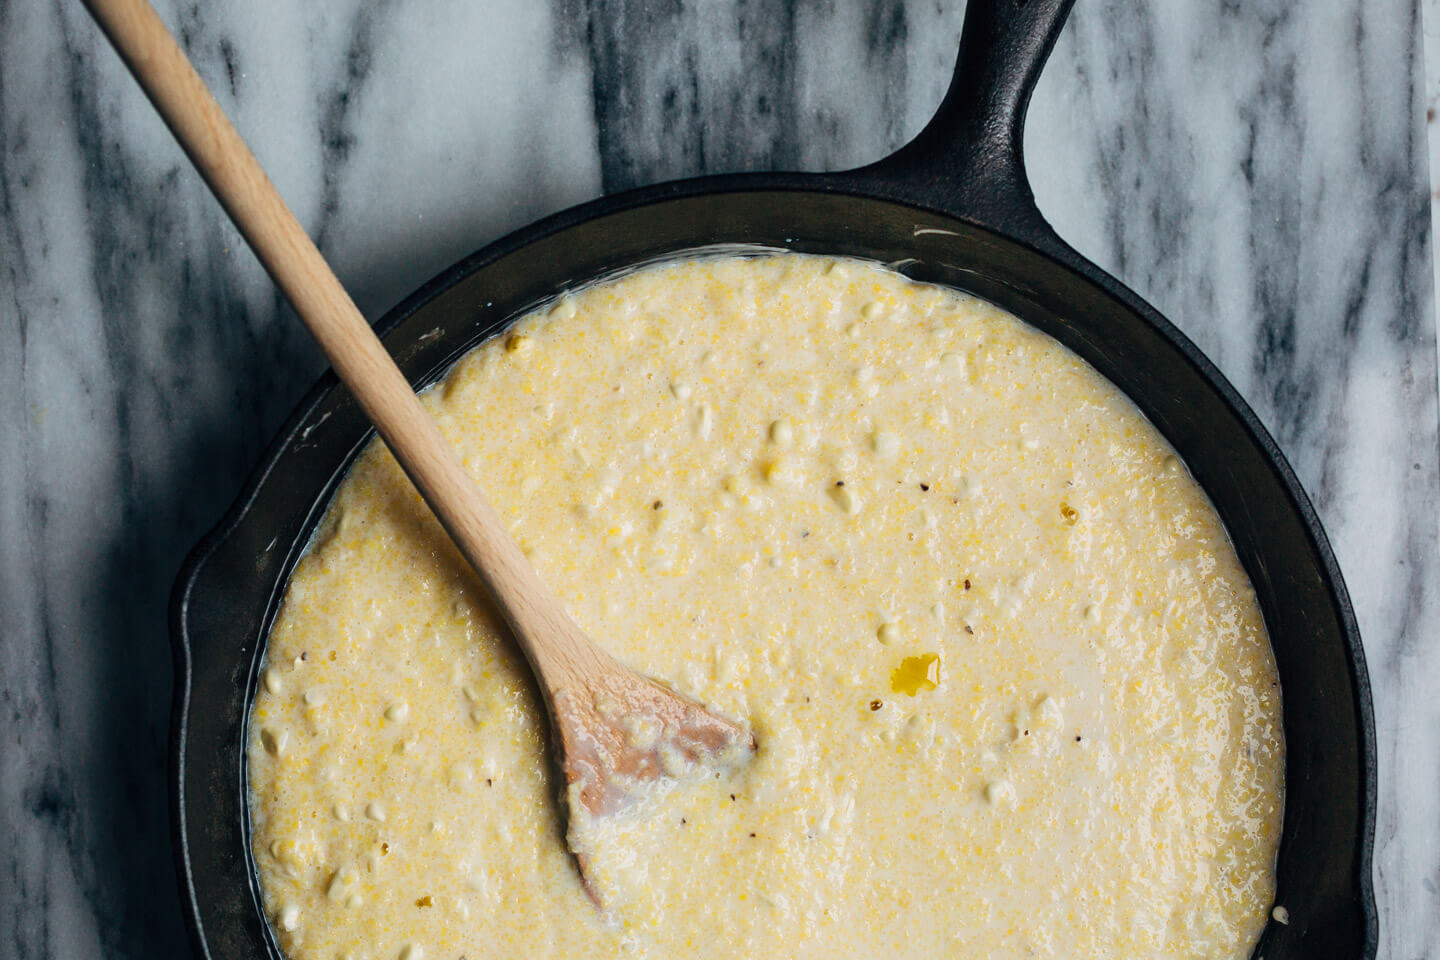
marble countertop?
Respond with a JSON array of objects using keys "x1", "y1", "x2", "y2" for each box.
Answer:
[{"x1": 1, "y1": 1, "x2": 1436, "y2": 957}]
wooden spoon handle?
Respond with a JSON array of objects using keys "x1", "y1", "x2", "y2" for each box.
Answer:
[{"x1": 82, "y1": 0, "x2": 603, "y2": 683}]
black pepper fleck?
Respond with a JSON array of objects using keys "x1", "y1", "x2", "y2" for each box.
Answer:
[{"x1": 920, "y1": 483, "x2": 930, "y2": 492}]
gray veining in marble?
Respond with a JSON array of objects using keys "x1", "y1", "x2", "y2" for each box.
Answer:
[{"x1": 2, "y1": 1, "x2": 1436, "y2": 958}]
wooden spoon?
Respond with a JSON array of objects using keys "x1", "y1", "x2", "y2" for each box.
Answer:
[{"x1": 82, "y1": 0, "x2": 755, "y2": 901}]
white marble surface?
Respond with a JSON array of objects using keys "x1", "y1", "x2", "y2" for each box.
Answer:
[{"x1": 1, "y1": 1, "x2": 1436, "y2": 958}]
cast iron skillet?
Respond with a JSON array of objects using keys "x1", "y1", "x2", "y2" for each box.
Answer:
[{"x1": 170, "y1": 1, "x2": 1378, "y2": 956}]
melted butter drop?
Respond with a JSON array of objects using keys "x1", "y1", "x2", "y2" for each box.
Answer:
[{"x1": 890, "y1": 653, "x2": 941, "y2": 695}]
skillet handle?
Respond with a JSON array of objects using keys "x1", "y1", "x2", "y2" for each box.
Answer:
[{"x1": 838, "y1": 0, "x2": 1077, "y2": 259}]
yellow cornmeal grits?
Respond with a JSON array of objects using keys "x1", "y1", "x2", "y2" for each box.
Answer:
[{"x1": 248, "y1": 254, "x2": 1283, "y2": 960}]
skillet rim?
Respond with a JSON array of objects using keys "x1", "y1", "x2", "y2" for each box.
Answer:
[{"x1": 169, "y1": 173, "x2": 1379, "y2": 960}]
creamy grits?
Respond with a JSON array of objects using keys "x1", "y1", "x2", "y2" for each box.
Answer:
[{"x1": 248, "y1": 254, "x2": 1283, "y2": 960}]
